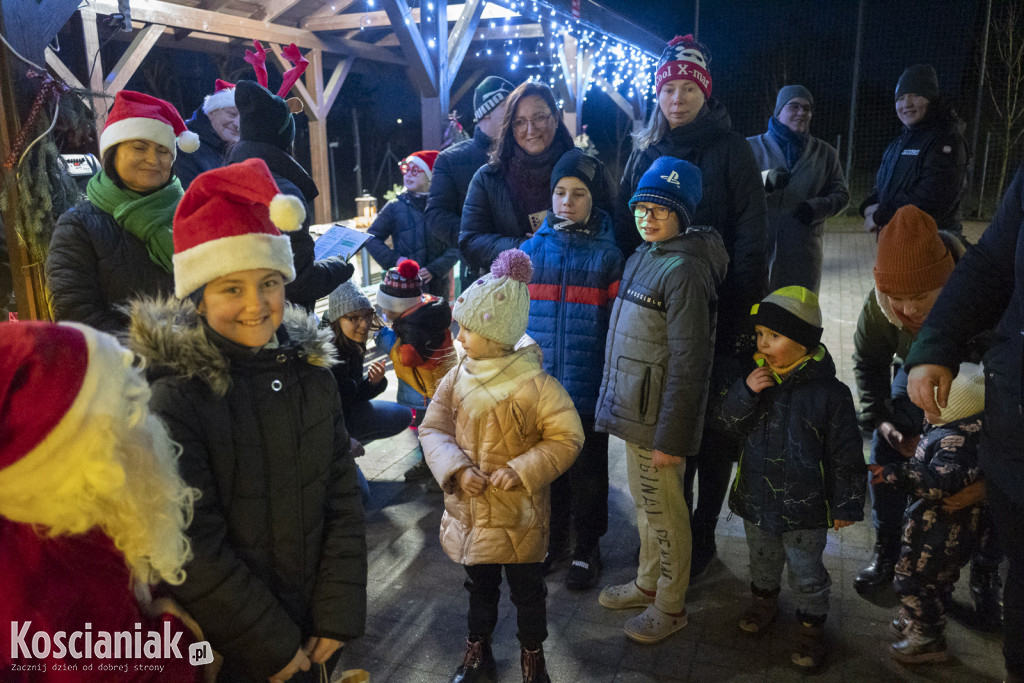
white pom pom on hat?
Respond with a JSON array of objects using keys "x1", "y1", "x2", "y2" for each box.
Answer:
[
  {"x1": 269, "y1": 193, "x2": 305, "y2": 232},
  {"x1": 99, "y1": 90, "x2": 199, "y2": 160}
]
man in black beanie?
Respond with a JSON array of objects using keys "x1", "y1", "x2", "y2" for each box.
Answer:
[{"x1": 860, "y1": 64, "x2": 967, "y2": 237}]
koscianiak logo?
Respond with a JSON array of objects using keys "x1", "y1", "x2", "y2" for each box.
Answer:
[{"x1": 7, "y1": 621, "x2": 210, "y2": 674}]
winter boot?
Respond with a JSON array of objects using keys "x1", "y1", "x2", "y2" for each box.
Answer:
[
  {"x1": 890, "y1": 621, "x2": 949, "y2": 664},
  {"x1": 970, "y1": 562, "x2": 1004, "y2": 630},
  {"x1": 738, "y1": 584, "x2": 779, "y2": 635},
  {"x1": 449, "y1": 636, "x2": 497, "y2": 683},
  {"x1": 853, "y1": 543, "x2": 897, "y2": 593},
  {"x1": 520, "y1": 644, "x2": 550, "y2": 683},
  {"x1": 890, "y1": 607, "x2": 910, "y2": 637},
  {"x1": 791, "y1": 614, "x2": 828, "y2": 672}
]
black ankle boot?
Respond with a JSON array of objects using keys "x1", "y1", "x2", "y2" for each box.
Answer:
[
  {"x1": 970, "y1": 564, "x2": 1003, "y2": 629},
  {"x1": 450, "y1": 636, "x2": 497, "y2": 683},
  {"x1": 520, "y1": 644, "x2": 550, "y2": 683},
  {"x1": 853, "y1": 544, "x2": 897, "y2": 593}
]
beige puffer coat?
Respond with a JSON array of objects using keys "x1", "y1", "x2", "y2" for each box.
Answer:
[{"x1": 420, "y1": 343, "x2": 584, "y2": 565}]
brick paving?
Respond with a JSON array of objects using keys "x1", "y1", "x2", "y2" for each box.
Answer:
[{"x1": 332, "y1": 217, "x2": 1005, "y2": 682}]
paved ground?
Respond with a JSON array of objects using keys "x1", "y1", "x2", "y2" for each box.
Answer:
[{"x1": 331, "y1": 218, "x2": 1006, "y2": 682}]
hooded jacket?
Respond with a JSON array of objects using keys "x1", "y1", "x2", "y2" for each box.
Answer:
[
  {"x1": 176, "y1": 108, "x2": 229, "y2": 189},
  {"x1": 419, "y1": 342, "x2": 584, "y2": 565},
  {"x1": 366, "y1": 191, "x2": 455, "y2": 298},
  {"x1": 722, "y1": 346, "x2": 866, "y2": 533},
  {"x1": 127, "y1": 298, "x2": 366, "y2": 682},
  {"x1": 594, "y1": 226, "x2": 729, "y2": 456},
  {"x1": 617, "y1": 99, "x2": 768, "y2": 349},
  {"x1": 852, "y1": 289, "x2": 918, "y2": 434}
]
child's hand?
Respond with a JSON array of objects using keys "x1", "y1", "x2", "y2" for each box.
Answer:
[
  {"x1": 878, "y1": 421, "x2": 916, "y2": 458},
  {"x1": 651, "y1": 449, "x2": 683, "y2": 468},
  {"x1": 418, "y1": 267, "x2": 433, "y2": 283},
  {"x1": 457, "y1": 466, "x2": 489, "y2": 496},
  {"x1": 489, "y1": 467, "x2": 522, "y2": 490},
  {"x1": 867, "y1": 463, "x2": 885, "y2": 485},
  {"x1": 833, "y1": 519, "x2": 855, "y2": 530},
  {"x1": 367, "y1": 360, "x2": 386, "y2": 384},
  {"x1": 349, "y1": 437, "x2": 364, "y2": 458},
  {"x1": 745, "y1": 367, "x2": 775, "y2": 393}
]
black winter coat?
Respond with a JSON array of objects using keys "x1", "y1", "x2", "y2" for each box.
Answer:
[
  {"x1": 721, "y1": 347, "x2": 866, "y2": 533},
  {"x1": 330, "y1": 340, "x2": 387, "y2": 416},
  {"x1": 228, "y1": 141, "x2": 354, "y2": 310},
  {"x1": 861, "y1": 102, "x2": 967, "y2": 235},
  {"x1": 176, "y1": 108, "x2": 228, "y2": 189},
  {"x1": 46, "y1": 201, "x2": 174, "y2": 332},
  {"x1": 426, "y1": 127, "x2": 491, "y2": 280},
  {"x1": 128, "y1": 298, "x2": 367, "y2": 682},
  {"x1": 366, "y1": 192, "x2": 454, "y2": 297},
  {"x1": 618, "y1": 99, "x2": 769, "y2": 349}
]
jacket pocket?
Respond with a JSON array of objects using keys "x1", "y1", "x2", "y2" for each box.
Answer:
[{"x1": 609, "y1": 356, "x2": 663, "y2": 426}]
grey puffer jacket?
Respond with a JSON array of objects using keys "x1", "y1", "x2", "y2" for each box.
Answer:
[
  {"x1": 595, "y1": 226, "x2": 729, "y2": 456},
  {"x1": 127, "y1": 298, "x2": 367, "y2": 682}
]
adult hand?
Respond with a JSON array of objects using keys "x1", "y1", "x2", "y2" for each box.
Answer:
[
  {"x1": 907, "y1": 364, "x2": 954, "y2": 416},
  {"x1": 878, "y1": 421, "x2": 916, "y2": 458},
  {"x1": 793, "y1": 202, "x2": 814, "y2": 225},
  {"x1": 305, "y1": 637, "x2": 344, "y2": 665},
  {"x1": 268, "y1": 647, "x2": 311, "y2": 683},
  {"x1": 651, "y1": 449, "x2": 683, "y2": 468},
  {"x1": 367, "y1": 359, "x2": 386, "y2": 384},
  {"x1": 745, "y1": 367, "x2": 775, "y2": 394},
  {"x1": 941, "y1": 479, "x2": 986, "y2": 511},
  {"x1": 867, "y1": 463, "x2": 885, "y2": 485},
  {"x1": 490, "y1": 467, "x2": 522, "y2": 490},
  {"x1": 833, "y1": 519, "x2": 855, "y2": 530},
  {"x1": 349, "y1": 437, "x2": 365, "y2": 458},
  {"x1": 863, "y1": 203, "x2": 880, "y2": 233},
  {"x1": 418, "y1": 267, "x2": 433, "y2": 283},
  {"x1": 457, "y1": 466, "x2": 488, "y2": 496}
]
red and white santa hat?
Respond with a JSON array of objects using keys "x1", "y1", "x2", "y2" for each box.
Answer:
[
  {"x1": 202, "y1": 79, "x2": 236, "y2": 115},
  {"x1": 172, "y1": 158, "x2": 305, "y2": 298},
  {"x1": 100, "y1": 90, "x2": 199, "y2": 160},
  {"x1": 654, "y1": 34, "x2": 712, "y2": 98},
  {"x1": 402, "y1": 150, "x2": 439, "y2": 180},
  {"x1": 0, "y1": 322, "x2": 132, "y2": 490}
]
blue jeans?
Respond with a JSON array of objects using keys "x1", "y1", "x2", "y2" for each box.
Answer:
[
  {"x1": 346, "y1": 400, "x2": 413, "y2": 502},
  {"x1": 868, "y1": 367, "x2": 920, "y2": 550},
  {"x1": 744, "y1": 521, "x2": 831, "y2": 619}
]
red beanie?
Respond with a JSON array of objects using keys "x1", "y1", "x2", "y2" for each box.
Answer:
[{"x1": 100, "y1": 90, "x2": 199, "y2": 160}]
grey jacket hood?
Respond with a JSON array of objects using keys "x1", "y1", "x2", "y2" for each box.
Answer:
[{"x1": 642, "y1": 225, "x2": 730, "y2": 289}]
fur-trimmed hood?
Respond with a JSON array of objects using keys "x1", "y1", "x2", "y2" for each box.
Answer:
[{"x1": 126, "y1": 296, "x2": 337, "y2": 396}]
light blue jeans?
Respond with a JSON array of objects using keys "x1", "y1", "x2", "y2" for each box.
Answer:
[{"x1": 743, "y1": 520, "x2": 831, "y2": 619}]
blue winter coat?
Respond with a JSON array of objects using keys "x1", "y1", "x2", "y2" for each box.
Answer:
[
  {"x1": 722, "y1": 346, "x2": 866, "y2": 533},
  {"x1": 520, "y1": 209, "x2": 624, "y2": 417}
]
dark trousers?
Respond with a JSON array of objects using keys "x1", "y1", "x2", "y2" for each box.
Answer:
[
  {"x1": 683, "y1": 427, "x2": 740, "y2": 551},
  {"x1": 988, "y1": 481, "x2": 1024, "y2": 677},
  {"x1": 868, "y1": 367, "x2": 920, "y2": 551},
  {"x1": 464, "y1": 563, "x2": 547, "y2": 649},
  {"x1": 548, "y1": 420, "x2": 609, "y2": 552}
]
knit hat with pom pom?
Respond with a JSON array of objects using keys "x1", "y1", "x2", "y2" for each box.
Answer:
[
  {"x1": 172, "y1": 157, "x2": 304, "y2": 298},
  {"x1": 453, "y1": 249, "x2": 532, "y2": 346},
  {"x1": 655, "y1": 34, "x2": 712, "y2": 98},
  {"x1": 377, "y1": 259, "x2": 423, "y2": 314}
]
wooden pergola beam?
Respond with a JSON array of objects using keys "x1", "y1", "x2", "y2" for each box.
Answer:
[
  {"x1": 44, "y1": 47, "x2": 85, "y2": 90},
  {"x1": 446, "y1": 0, "x2": 484, "y2": 85},
  {"x1": 372, "y1": 22, "x2": 542, "y2": 47},
  {"x1": 256, "y1": 0, "x2": 303, "y2": 22},
  {"x1": 104, "y1": 23, "x2": 165, "y2": 94},
  {"x1": 383, "y1": 0, "x2": 437, "y2": 96},
  {"x1": 303, "y1": 2, "x2": 513, "y2": 31}
]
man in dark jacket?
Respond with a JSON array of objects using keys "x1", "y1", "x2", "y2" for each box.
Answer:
[
  {"x1": 747, "y1": 85, "x2": 848, "y2": 293},
  {"x1": 426, "y1": 75, "x2": 512, "y2": 290},
  {"x1": 907, "y1": 162, "x2": 1024, "y2": 682},
  {"x1": 176, "y1": 80, "x2": 239, "y2": 188},
  {"x1": 861, "y1": 65, "x2": 967, "y2": 237}
]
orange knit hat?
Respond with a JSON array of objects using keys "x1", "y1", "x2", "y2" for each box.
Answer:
[{"x1": 873, "y1": 205, "x2": 954, "y2": 296}]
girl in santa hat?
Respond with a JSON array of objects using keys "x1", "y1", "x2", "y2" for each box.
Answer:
[
  {"x1": 46, "y1": 90, "x2": 199, "y2": 333},
  {"x1": 126, "y1": 158, "x2": 366, "y2": 683}
]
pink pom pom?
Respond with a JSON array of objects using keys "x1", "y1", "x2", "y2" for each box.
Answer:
[{"x1": 490, "y1": 249, "x2": 533, "y2": 284}]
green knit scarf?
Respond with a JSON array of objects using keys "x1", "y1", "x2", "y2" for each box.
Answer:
[{"x1": 86, "y1": 171, "x2": 182, "y2": 273}]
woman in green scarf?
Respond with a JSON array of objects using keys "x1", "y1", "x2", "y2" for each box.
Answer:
[{"x1": 46, "y1": 91, "x2": 198, "y2": 332}]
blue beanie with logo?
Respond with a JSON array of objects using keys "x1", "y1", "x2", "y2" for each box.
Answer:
[{"x1": 629, "y1": 156, "x2": 702, "y2": 227}]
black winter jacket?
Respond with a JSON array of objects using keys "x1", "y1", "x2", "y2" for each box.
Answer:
[
  {"x1": 861, "y1": 102, "x2": 967, "y2": 235},
  {"x1": 228, "y1": 141, "x2": 354, "y2": 310},
  {"x1": 366, "y1": 191, "x2": 454, "y2": 297},
  {"x1": 722, "y1": 347, "x2": 866, "y2": 533},
  {"x1": 618, "y1": 99, "x2": 769, "y2": 349},
  {"x1": 128, "y1": 298, "x2": 366, "y2": 682},
  {"x1": 426, "y1": 127, "x2": 491, "y2": 280},
  {"x1": 46, "y1": 201, "x2": 174, "y2": 332},
  {"x1": 330, "y1": 340, "x2": 387, "y2": 416},
  {"x1": 176, "y1": 108, "x2": 228, "y2": 189}
]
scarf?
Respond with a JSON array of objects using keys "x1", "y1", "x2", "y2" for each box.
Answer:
[
  {"x1": 768, "y1": 116, "x2": 808, "y2": 170},
  {"x1": 453, "y1": 344, "x2": 545, "y2": 419},
  {"x1": 86, "y1": 171, "x2": 181, "y2": 273},
  {"x1": 506, "y1": 140, "x2": 571, "y2": 232},
  {"x1": 547, "y1": 210, "x2": 599, "y2": 236},
  {"x1": 753, "y1": 351, "x2": 813, "y2": 383}
]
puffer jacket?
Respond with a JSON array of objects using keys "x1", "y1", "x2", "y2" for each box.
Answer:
[
  {"x1": 46, "y1": 201, "x2": 175, "y2": 332},
  {"x1": 595, "y1": 226, "x2": 729, "y2": 456},
  {"x1": 617, "y1": 98, "x2": 768, "y2": 349},
  {"x1": 852, "y1": 289, "x2": 918, "y2": 434},
  {"x1": 228, "y1": 141, "x2": 354, "y2": 310},
  {"x1": 520, "y1": 209, "x2": 624, "y2": 416},
  {"x1": 366, "y1": 191, "x2": 454, "y2": 297},
  {"x1": 330, "y1": 340, "x2": 386, "y2": 416},
  {"x1": 426, "y1": 127, "x2": 491, "y2": 282},
  {"x1": 722, "y1": 346, "x2": 866, "y2": 533},
  {"x1": 877, "y1": 415, "x2": 983, "y2": 502},
  {"x1": 176, "y1": 108, "x2": 228, "y2": 189},
  {"x1": 127, "y1": 298, "x2": 367, "y2": 682},
  {"x1": 860, "y1": 100, "x2": 967, "y2": 235},
  {"x1": 419, "y1": 343, "x2": 584, "y2": 565}
]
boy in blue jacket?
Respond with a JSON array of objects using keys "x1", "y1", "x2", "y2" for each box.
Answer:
[
  {"x1": 720, "y1": 286, "x2": 865, "y2": 672},
  {"x1": 521, "y1": 150, "x2": 624, "y2": 590}
]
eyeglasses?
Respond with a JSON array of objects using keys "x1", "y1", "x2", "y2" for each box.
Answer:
[
  {"x1": 633, "y1": 205, "x2": 673, "y2": 221},
  {"x1": 342, "y1": 312, "x2": 375, "y2": 325},
  {"x1": 512, "y1": 113, "x2": 553, "y2": 133},
  {"x1": 399, "y1": 162, "x2": 424, "y2": 177},
  {"x1": 784, "y1": 103, "x2": 814, "y2": 114}
]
